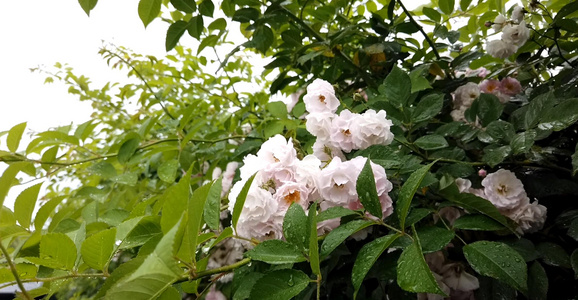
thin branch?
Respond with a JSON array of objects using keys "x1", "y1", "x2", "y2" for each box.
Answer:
[
  {"x1": 0, "y1": 243, "x2": 33, "y2": 300},
  {"x1": 0, "y1": 273, "x2": 107, "y2": 291},
  {"x1": 103, "y1": 49, "x2": 177, "y2": 120},
  {"x1": 178, "y1": 258, "x2": 252, "y2": 284}
]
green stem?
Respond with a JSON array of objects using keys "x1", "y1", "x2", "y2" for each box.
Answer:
[
  {"x1": 316, "y1": 274, "x2": 322, "y2": 300},
  {"x1": 181, "y1": 258, "x2": 252, "y2": 283},
  {"x1": 0, "y1": 242, "x2": 32, "y2": 300}
]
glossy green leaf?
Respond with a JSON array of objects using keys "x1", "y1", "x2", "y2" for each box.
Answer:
[
  {"x1": 138, "y1": 0, "x2": 162, "y2": 28},
  {"x1": 412, "y1": 94, "x2": 443, "y2": 123},
  {"x1": 397, "y1": 238, "x2": 446, "y2": 295},
  {"x1": 198, "y1": 0, "x2": 214, "y2": 17},
  {"x1": 233, "y1": 7, "x2": 260, "y2": 23},
  {"x1": 245, "y1": 240, "x2": 307, "y2": 264},
  {"x1": 356, "y1": 158, "x2": 382, "y2": 219},
  {"x1": 414, "y1": 135, "x2": 448, "y2": 150},
  {"x1": 78, "y1": 0, "x2": 98, "y2": 16},
  {"x1": 416, "y1": 226, "x2": 455, "y2": 253},
  {"x1": 232, "y1": 174, "x2": 256, "y2": 230},
  {"x1": 538, "y1": 98, "x2": 578, "y2": 131},
  {"x1": 308, "y1": 203, "x2": 320, "y2": 276},
  {"x1": 14, "y1": 183, "x2": 42, "y2": 228},
  {"x1": 439, "y1": 0, "x2": 455, "y2": 14},
  {"x1": 161, "y1": 175, "x2": 190, "y2": 233},
  {"x1": 477, "y1": 93, "x2": 503, "y2": 127},
  {"x1": 27, "y1": 233, "x2": 77, "y2": 270},
  {"x1": 463, "y1": 241, "x2": 528, "y2": 293},
  {"x1": 379, "y1": 65, "x2": 411, "y2": 108},
  {"x1": 34, "y1": 196, "x2": 66, "y2": 230},
  {"x1": 283, "y1": 203, "x2": 308, "y2": 250},
  {"x1": 170, "y1": 0, "x2": 195, "y2": 13},
  {"x1": 453, "y1": 214, "x2": 506, "y2": 231},
  {"x1": 352, "y1": 234, "x2": 400, "y2": 298},
  {"x1": 158, "y1": 159, "x2": 179, "y2": 183},
  {"x1": 252, "y1": 25, "x2": 274, "y2": 54},
  {"x1": 510, "y1": 130, "x2": 536, "y2": 155},
  {"x1": 7, "y1": 122, "x2": 26, "y2": 153},
  {"x1": 0, "y1": 163, "x2": 21, "y2": 208},
  {"x1": 317, "y1": 206, "x2": 357, "y2": 222},
  {"x1": 165, "y1": 21, "x2": 188, "y2": 51},
  {"x1": 0, "y1": 263, "x2": 37, "y2": 284},
  {"x1": 118, "y1": 137, "x2": 140, "y2": 165},
  {"x1": 396, "y1": 162, "x2": 434, "y2": 229},
  {"x1": 81, "y1": 228, "x2": 116, "y2": 271},
  {"x1": 249, "y1": 269, "x2": 310, "y2": 300},
  {"x1": 320, "y1": 220, "x2": 375, "y2": 256},
  {"x1": 571, "y1": 249, "x2": 578, "y2": 279},
  {"x1": 422, "y1": 7, "x2": 441, "y2": 23},
  {"x1": 536, "y1": 242, "x2": 571, "y2": 268},
  {"x1": 189, "y1": 182, "x2": 211, "y2": 261},
  {"x1": 203, "y1": 178, "x2": 222, "y2": 231},
  {"x1": 187, "y1": 15, "x2": 204, "y2": 40},
  {"x1": 482, "y1": 145, "x2": 511, "y2": 167},
  {"x1": 528, "y1": 262, "x2": 548, "y2": 300}
]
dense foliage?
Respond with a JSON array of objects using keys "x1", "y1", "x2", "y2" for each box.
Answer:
[{"x1": 2, "y1": 0, "x2": 578, "y2": 299}]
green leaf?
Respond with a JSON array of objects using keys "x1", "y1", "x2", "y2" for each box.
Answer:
[
  {"x1": 81, "y1": 228, "x2": 116, "y2": 271},
  {"x1": 7, "y1": 122, "x2": 26, "y2": 153},
  {"x1": 78, "y1": 0, "x2": 98, "y2": 16},
  {"x1": 203, "y1": 178, "x2": 222, "y2": 231},
  {"x1": 538, "y1": 98, "x2": 578, "y2": 131},
  {"x1": 118, "y1": 137, "x2": 140, "y2": 165},
  {"x1": 524, "y1": 91, "x2": 556, "y2": 130},
  {"x1": 572, "y1": 144, "x2": 578, "y2": 176},
  {"x1": 422, "y1": 7, "x2": 441, "y2": 22},
  {"x1": 28, "y1": 233, "x2": 77, "y2": 270},
  {"x1": 414, "y1": 135, "x2": 448, "y2": 150},
  {"x1": 317, "y1": 206, "x2": 357, "y2": 222},
  {"x1": 232, "y1": 7, "x2": 260, "y2": 23},
  {"x1": 320, "y1": 220, "x2": 375, "y2": 256},
  {"x1": 198, "y1": 0, "x2": 214, "y2": 17},
  {"x1": 397, "y1": 238, "x2": 446, "y2": 295},
  {"x1": 0, "y1": 164, "x2": 22, "y2": 208},
  {"x1": 188, "y1": 182, "x2": 211, "y2": 262},
  {"x1": 106, "y1": 219, "x2": 183, "y2": 299},
  {"x1": 477, "y1": 93, "x2": 503, "y2": 127},
  {"x1": 528, "y1": 262, "x2": 548, "y2": 300},
  {"x1": 170, "y1": 0, "x2": 195, "y2": 13},
  {"x1": 405, "y1": 208, "x2": 432, "y2": 226},
  {"x1": 138, "y1": 0, "x2": 162, "y2": 28},
  {"x1": 453, "y1": 214, "x2": 506, "y2": 231},
  {"x1": 165, "y1": 21, "x2": 188, "y2": 51},
  {"x1": 568, "y1": 218, "x2": 578, "y2": 241},
  {"x1": 571, "y1": 249, "x2": 578, "y2": 279},
  {"x1": 352, "y1": 234, "x2": 400, "y2": 298},
  {"x1": 158, "y1": 159, "x2": 179, "y2": 183},
  {"x1": 232, "y1": 174, "x2": 256, "y2": 231},
  {"x1": 187, "y1": 15, "x2": 204, "y2": 40},
  {"x1": 441, "y1": 186, "x2": 515, "y2": 233},
  {"x1": 416, "y1": 226, "x2": 455, "y2": 253},
  {"x1": 266, "y1": 101, "x2": 288, "y2": 119},
  {"x1": 161, "y1": 175, "x2": 190, "y2": 233},
  {"x1": 158, "y1": 286, "x2": 180, "y2": 300},
  {"x1": 501, "y1": 238, "x2": 539, "y2": 262},
  {"x1": 439, "y1": 0, "x2": 455, "y2": 14},
  {"x1": 409, "y1": 66, "x2": 433, "y2": 93},
  {"x1": 485, "y1": 120, "x2": 515, "y2": 143},
  {"x1": 510, "y1": 131, "x2": 536, "y2": 155},
  {"x1": 482, "y1": 145, "x2": 511, "y2": 167},
  {"x1": 14, "y1": 183, "x2": 42, "y2": 228},
  {"x1": 536, "y1": 242, "x2": 571, "y2": 268},
  {"x1": 460, "y1": 0, "x2": 472, "y2": 10},
  {"x1": 0, "y1": 263, "x2": 37, "y2": 284},
  {"x1": 379, "y1": 65, "x2": 411, "y2": 108},
  {"x1": 356, "y1": 158, "x2": 382, "y2": 219},
  {"x1": 412, "y1": 94, "x2": 443, "y2": 123},
  {"x1": 396, "y1": 162, "x2": 434, "y2": 229},
  {"x1": 252, "y1": 25, "x2": 274, "y2": 54},
  {"x1": 245, "y1": 240, "x2": 307, "y2": 264},
  {"x1": 463, "y1": 241, "x2": 528, "y2": 293},
  {"x1": 34, "y1": 196, "x2": 66, "y2": 230},
  {"x1": 88, "y1": 161, "x2": 117, "y2": 179},
  {"x1": 249, "y1": 269, "x2": 310, "y2": 300},
  {"x1": 283, "y1": 203, "x2": 308, "y2": 250},
  {"x1": 308, "y1": 203, "x2": 320, "y2": 276}
]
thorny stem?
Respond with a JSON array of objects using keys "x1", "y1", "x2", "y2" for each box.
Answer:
[{"x1": 0, "y1": 242, "x2": 32, "y2": 300}]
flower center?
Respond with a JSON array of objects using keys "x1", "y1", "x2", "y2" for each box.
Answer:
[
  {"x1": 497, "y1": 184, "x2": 508, "y2": 195},
  {"x1": 318, "y1": 95, "x2": 326, "y2": 103},
  {"x1": 341, "y1": 129, "x2": 351, "y2": 136},
  {"x1": 284, "y1": 191, "x2": 301, "y2": 204}
]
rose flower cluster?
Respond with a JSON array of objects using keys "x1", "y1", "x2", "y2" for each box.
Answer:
[
  {"x1": 487, "y1": 5, "x2": 530, "y2": 59},
  {"x1": 228, "y1": 79, "x2": 395, "y2": 241}
]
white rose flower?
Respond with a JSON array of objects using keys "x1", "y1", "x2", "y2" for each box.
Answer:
[
  {"x1": 303, "y1": 79, "x2": 340, "y2": 114},
  {"x1": 510, "y1": 201, "x2": 547, "y2": 234},
  {"x1": 294, "y1": 155, "x2": 322, "y2": 200},
  {"x1": 350, "y1": 109, "x2": 394, "y2": 150},
  {"x1": 239, "y1": 154, "x2": 266, "y2": 181},
  {"x1": 330, "y1": 109, "x2": 360, "y2": 153},
  {"x1": 256, "y1": 134, "x2": 297, "y2": 166},
  {"x1": 305, "y1": 112, "x2": 334, "y2": 140},
  {"x1": 440, "y1": 263, "x2": 480, "y2": 292},
  {"x1": 240, "y1": 181, "x2": 278, "y2": 223},
  {"x1": 502, "y1": 20, "x2": 530, "y2": 46},
  {"x1": 486, "y1": 39, "x2": 518, "y2": 59},
  {"x1": 317, "y1": 157, "x2": 360, "y2": 206},
  {"x1": 453, "y1": 82, "x2": 480, "y2": 108},
  {"x1": 312, "y1": 139, "x2": 345, "y2": 163},
  {"x1": 481, "y1": 169, "x2": 528, "y2": 210},
  {"x1": 493, "y1": 14, "x2": 507, "y2": 31},
  {"x1": 455, "y1": 178, "x2": 472, "y2": 193},
  {"x1": 221, "y1": 162, "x2": 239, "y2": 197},
  {"x1": 317, "y1": 218, "x2": 340, "y2": 235},
  {"x1": 273, "y1": 181, "x2": 310, "y2": 210},
  {"x1": 450, "y1": 106, "x2": 467, "y2": 122},
  {"x1": 511, "y1": 5, "x2": 525, "y2": 23},
  {"x1": 205, "y1": 286, "x2": 228, "y2": 300},
  {"x1": 211, "y1": 167, "x2": 222, "y2": 181}
]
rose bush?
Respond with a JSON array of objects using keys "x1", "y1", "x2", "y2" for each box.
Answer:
[{"x1": 1, "y1": 0, "x2": 578, "y2": 299}]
